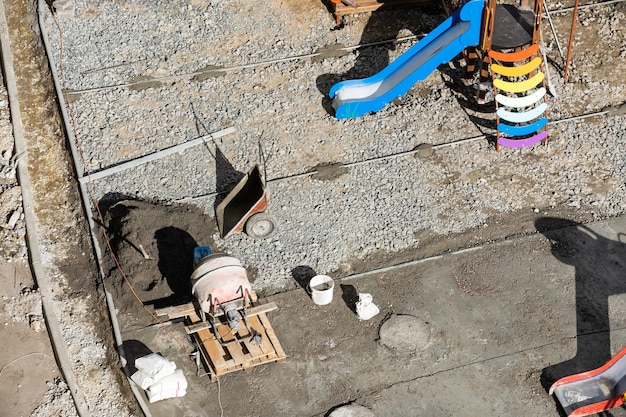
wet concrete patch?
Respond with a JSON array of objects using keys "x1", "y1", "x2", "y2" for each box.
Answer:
[
  {"x1": 312, "y1": 43, "x2": 350, "y2": 63},
  {"x1": 311, "y1": 162, "x2": 349, "y2": 181},
  {"x1": 413, "y1": 143, "x2": 434, "y2": 159},
  {"x1": 64, "y1": 88, "x2": 82, "y2": 103},
  {"x1": 191, "y1": 65, "x2": 227, "y2": 82},
  {"x1": 128, "y1": 75, "x2": 163, "y2": 91}
]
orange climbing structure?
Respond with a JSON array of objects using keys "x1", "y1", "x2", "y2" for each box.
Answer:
[{"x1": 473, "y1": 0, "x2": 550, "y2": 150}]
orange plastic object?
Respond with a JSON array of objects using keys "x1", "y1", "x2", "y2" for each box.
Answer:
[
  {"x1": 549, "y1": 346, "x2": 626, "y2": 416},
  {"x1": 488, "y1": 43, "x2": 539, "y2": 62},
  {"x1": 491, "y1": 56, "x2": 541, "y2": 77}
]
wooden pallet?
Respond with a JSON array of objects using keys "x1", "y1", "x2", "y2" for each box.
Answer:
[
  {"x1": 332, "y1": 0, "x2": 438, "y2": 25},
  {"x1": 155, "y1": 295, "x2": 286, "y2": 381}
]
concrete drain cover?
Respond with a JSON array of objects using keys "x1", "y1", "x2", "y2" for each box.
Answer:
[
  {"x1": 329, "y1": 404, "x2": 376, "y2": 417},
  {"x1": 379, "y1": 314, "x2": 431, "y2": 351}
]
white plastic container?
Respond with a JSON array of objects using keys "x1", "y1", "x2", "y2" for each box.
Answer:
[{"x1": 308, "y1": 275, "x2": 334, "y2": 305}]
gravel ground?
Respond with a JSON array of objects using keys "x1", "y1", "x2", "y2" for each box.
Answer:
[
  {"x1": 40, "y1": 0, "x2": 626, "y2": 293},
  {"x1": 3, "y1": 0, "x2": 625, "y2": 415}
]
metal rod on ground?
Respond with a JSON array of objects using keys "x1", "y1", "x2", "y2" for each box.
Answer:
[
  {"x1": 67, "y1": 35, "x2": 425, "y2": 95},
  {"x1": 78, "y1": 127, "x2": 236, "y2": 183},
  {"x1": 555, "y1": 0, "x2": 626, "y2": 13},
  {"x1": 539, "y1": 25, "x2": 558, "y2": 97},
  {"x1": 542, "y1": 1, "x2": 566, "y2": 63},
  {"x1": 563, "y1": 0, "x2": 580, "y2": 83},
  {"x1": 177, "y1": 108, "x2": 613, "y2": 203}
]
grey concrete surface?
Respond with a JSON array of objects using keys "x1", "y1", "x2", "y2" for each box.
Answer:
[{"x1": 118, "y1": 215, "x2": 626, "y2": 417}]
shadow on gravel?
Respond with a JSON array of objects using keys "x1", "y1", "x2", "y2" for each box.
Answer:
[
  {"x1": 190, "y1": 104, "x2": 246, "y2": 213},
  {"x1": 536, "y1": 217, "x2": 626, "y2": 410},
  {"x1": 438, "y1": 63, "x2": 497, "y2": 133},
  {"x1": 291, "y1": 265, "x2": 317, "y2": 292}
]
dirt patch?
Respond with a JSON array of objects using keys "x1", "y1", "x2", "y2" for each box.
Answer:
[
  {"x1": 334, "y1": 204, "x2": 594, "y2": 278},
  {"x1": 99, "y1": 199, "x2": 220, "y2": 328},
  {"x1": 128, "y1": 75, "x2": 163, "y2": 91},
  {"x1": 0, "y1": 260, "x2": 59, "y2": 417}
]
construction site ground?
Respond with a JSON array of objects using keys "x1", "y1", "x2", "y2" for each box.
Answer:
[
  {"x1": 117, "y1": 215, "x2": 626, "y2": 417},
  {"x1": 1, "y1": 0, "x2": 626, "y2": 416}
]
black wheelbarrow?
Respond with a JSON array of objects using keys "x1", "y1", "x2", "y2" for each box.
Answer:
[{"x1": 216, "y1": 165, "x2": 277, "y2": 239}]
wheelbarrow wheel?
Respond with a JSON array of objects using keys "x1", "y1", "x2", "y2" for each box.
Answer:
[{"x1": 245, "y1": 212, "x2": 277, "y2": 239}]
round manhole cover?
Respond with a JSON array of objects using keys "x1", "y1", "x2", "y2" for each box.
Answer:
[
  {"x1": 379, "y1": 314, "x2": 431, "y2": 351},
  {"x1": 329, "y1": 404, "x2": 376, "y2": 417}
]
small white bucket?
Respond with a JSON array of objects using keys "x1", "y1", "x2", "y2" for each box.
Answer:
[{"x1": 308, "y1": 275, "x2": 334, "y2": 305}]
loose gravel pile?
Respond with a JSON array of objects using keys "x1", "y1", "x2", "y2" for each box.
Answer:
[
  {"x1": 40, "y1": 0, "x2": 626, "y2": 294},
  {"x1": 0, "y1": 80, "x2": 26, "y2": 260}
]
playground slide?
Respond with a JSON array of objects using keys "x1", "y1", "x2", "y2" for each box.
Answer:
[
  {"x1": 329, "y1": 0, "x2": 484, "y2": 119},
  {"x1": 549, "y1": 346, "x2": 626, "y2": 416}
]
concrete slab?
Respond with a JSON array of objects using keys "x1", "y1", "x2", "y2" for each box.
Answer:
[{"x1": 116, "y1": 216, "x2": 626, "y2": 416}]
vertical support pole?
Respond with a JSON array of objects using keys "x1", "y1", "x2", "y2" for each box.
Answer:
[
  {"x1": 563, "y1": 0, "x2": 579, "y2": 83},
  {"x1": 532, "y1": 0, "x2": 545, "y2": 44},
  {"x1": 462, "y1": 47, "x2": 479, "y2": 86},
  {"x1": 476, "y1": 0, "x2": 496, "y2": 104}
]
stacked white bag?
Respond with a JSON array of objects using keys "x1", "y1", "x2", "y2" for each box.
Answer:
[{"x1": 130, "y1": 353, "x2": 188, "y2": 403}]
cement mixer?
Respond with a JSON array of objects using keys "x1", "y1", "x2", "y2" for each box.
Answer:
[{"x1": 190, "y1": 246, "x2": 261, "y2": 346}]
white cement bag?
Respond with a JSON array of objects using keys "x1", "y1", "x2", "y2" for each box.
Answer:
[
  {"x1": 356, "y1": 293, "x2": 380, "y2": 320},
  {"x1": 146, "y1": 369, "x2": 188, "y2": 403},
  {"x1": 131, "y1": 369, "x2": 157, "y2": 390},
  {"x1": 131, "y1": 353, "x2": 176, "y2": 389},
  {"x1": 147, "y1": 388, "x2": 187, "y2": 403},
  {"x1": 135, "y1": 353, "x2": 176, "y2": 379}
]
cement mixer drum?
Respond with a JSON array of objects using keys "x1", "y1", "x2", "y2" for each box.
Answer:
[{"x1": 190, "y1": 253, "x2": 252, "y2": 313}]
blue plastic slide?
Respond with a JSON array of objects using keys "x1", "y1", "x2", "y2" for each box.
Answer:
[{"x1": 329, "y1": 0, "x2": 484, "y2": 119}]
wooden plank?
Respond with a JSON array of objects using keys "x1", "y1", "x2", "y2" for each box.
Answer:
[
  {"x1": 496, "y1": 102, "x2": 547, "y2": 123},
  {"x1": 154, "y1": 302, "x2": 195, "y2": 319},
  {"x1": 247, "y1": 315, "x2": 277, "y2": 356},
  {"x1": 257, "y1": 313, "x2": 287, "y2": 362},
  {"x1": 228, "y1": 321, "x2": 275, "y2": 368},
  {"x1": 497, "y1": 130, "x2": 548, "y2": 149},
  {"x1": 211, "y1": 317, "x2": 282, "y2": 375},
  {"x1": 334, "y1": 0, "x2": 434, "y2": 23},
  {"x1": 241, "y1": 331, "x2": 267, "y2": 362},
  {"x1": 491, "y1": 56, "x2": 542, "y2": 78},
  {"x1": 173, "y1": 294, "x2": 285, "y2": 378},
  {"x1": 493, "y1": 72, "x2": 545, "y2": 94},
  {"x1": 189, "y1": 310, "x2": 234, "y2": 375},
  {"x1": 488, "y1": 43, "x2": 539, "y2": 63},
  {"x1": 79, "y1": 127, "x2": 236, "y2": 183},
  {"x1": 216, "y1": 324, "x2": 247, "y2": 369},
  {"x1": 495, "y1": 87, "x2": 546, "y2": 109}
]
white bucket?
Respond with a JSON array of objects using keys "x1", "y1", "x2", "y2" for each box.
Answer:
[{"x1": 308, "y1": 275, "x2": 334, "y2": 305}]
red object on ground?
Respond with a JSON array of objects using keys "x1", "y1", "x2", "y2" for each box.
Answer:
[{"x1": 549, "y1": 346, "x2": 626, "y2": 416}]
